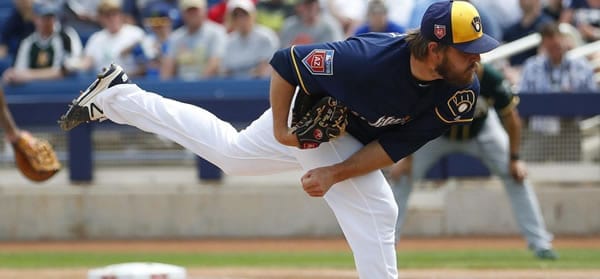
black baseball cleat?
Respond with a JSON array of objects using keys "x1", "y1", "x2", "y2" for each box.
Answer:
[{"x1": 58, "y1": 64, "x2": 129, "y2": 131}]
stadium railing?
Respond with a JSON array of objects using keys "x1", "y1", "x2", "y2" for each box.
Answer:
[{"x1": 4, "y1": 78, "x2": 599, "y2": 183}]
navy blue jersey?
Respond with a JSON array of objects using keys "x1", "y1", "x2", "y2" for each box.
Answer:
[{"x1": 269, "y1": 32, "x2": 479, "y2": 162}]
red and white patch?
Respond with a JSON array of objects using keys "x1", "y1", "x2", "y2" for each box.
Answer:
[
  {"x1": 302, "y1": 49, "x2": 334, "y2": 75},
  {"x1": 434, "y1": 24, "x2": 446, "y2": 40},
  {"x1": 313, "y1": 128, "x2": 323, "y2": 140}
]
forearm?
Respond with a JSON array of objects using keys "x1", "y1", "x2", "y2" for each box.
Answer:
[
  {"x1": 329, "y1": 140, "x2": 394, "y2": 183},
  {"x1": 160, "y1": 57, "x2": 175, "y2": 80},
  {"x1": 269, "y1": 70, "x2": 297, "y2": 146},
  {"x1": 502, "y1": 109, "x2": 522, "y2": 157},
  {"x1": 0, "y1": 86, "x2": 19, "y2": 141},
  {"x1": 203, "y1": 58, "x2": 221, "y2": 77},
  {"x1": 19, "y1": 68, "x2": 63, "y2": 81}
]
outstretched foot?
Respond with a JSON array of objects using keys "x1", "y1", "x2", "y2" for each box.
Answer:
[
  {"x1": 535, "y1": 248, "x2": 559, "y2": 260},
  {"x1": 58, "y1": 64, "x2": 129, "y2": 131}
]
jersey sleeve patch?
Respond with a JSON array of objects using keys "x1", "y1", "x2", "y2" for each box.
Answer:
[
  {"x1": 435, "y1": 89, "x2": 476, "y2": 124},
  {"x1": 301, "y1": 49, "x2": 334, "y2": 75}
]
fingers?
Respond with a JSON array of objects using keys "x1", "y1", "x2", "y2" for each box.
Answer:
[
  {"x1": 301, "y1": 172, "x2": 326, "y2": 197},
  {"x1": 510, "y1": 161, "x2": 527, "y2": 183}
]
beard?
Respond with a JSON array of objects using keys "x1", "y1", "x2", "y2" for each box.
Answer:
[{"x1": 435, "y1": 55, "x2": 476, "y2": 87}]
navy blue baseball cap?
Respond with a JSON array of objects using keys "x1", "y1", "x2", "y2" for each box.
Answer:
[{"x1": 420, "y1": 0, "x2": 499, "y2": 54}]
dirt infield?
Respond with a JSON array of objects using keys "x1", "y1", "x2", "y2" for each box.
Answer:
[{"x1": 0, "y1": 236, "x2": 599, "y2": 279}]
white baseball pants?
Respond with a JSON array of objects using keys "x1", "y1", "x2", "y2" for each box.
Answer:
[{"x1": 96, "y1": 84, "x2": 399, "y2": 278}]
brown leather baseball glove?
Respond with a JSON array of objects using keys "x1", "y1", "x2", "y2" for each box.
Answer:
[
  {"x1": 292, "y1": 96, "x2": 348, "y2": 149},
  {"x1": 12, "y1": 132, "x2": 61, "y2": 182}
]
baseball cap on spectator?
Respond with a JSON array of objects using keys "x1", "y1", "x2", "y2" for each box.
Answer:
[
  {"x1": 33, "y1": 1, "x2": 60, "y2": 16},
  {"x1": 180, "y1": 0, "x2": 207, "y2": 11},
  {"x1": 420, "y1": 0, "x2": 499, "y2": 54},
  {"x1": 227, "y1": 0, "x2": 256, "y2": 14},
  {"x1": 97, "y1": 0, "x2": 122, "y2": 13},
  {"x1": 144, "y1": 1, "x2": 176, "y2": 26}
]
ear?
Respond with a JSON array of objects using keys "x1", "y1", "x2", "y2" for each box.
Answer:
[
  {"x1": 428, "y1": 42, "x2": 443, "y2": 61},
  {"x1": 430, "y1": 42, "x2": 447, "y2": 54}
]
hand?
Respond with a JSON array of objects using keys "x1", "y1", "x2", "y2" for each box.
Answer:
[
  {"x1": 2, "y1": 68, "x2": 16, "y2": 83},
  {"x1": 301, "y1": 166, "x2": 337, "y2": 197},
  {"x1": 509, "y1": 159, "x2": 527, "y2": 182},
  {"x1": 388, "y1": 157, "x2": 411, "y2": 181},
  {"x1": 1, "y1": 68, "x2": 29, "y2": 84}
]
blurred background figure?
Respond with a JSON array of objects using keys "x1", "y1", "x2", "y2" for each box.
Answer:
[
  {"x1": 389, "y1": 63, "x2": 558, "y2": 260},
  {"x1": 500, "y1": 0, "x2": 555, "y2": 88},
  {"x1": 279, "y1": 0, "x2": 343, "y2": 47},
  {"x1": 161, "y1": 0, "x2": 226, "y2": 80},
  {"x1": 353, "y1": 0, "x2": 405, "y2": 36},
  {"x1": 0, "y1": 0, "x2": 35, "y2": 72},
  {"x1": 471, "y1": 0, "x2": 522, "y2": 30},
  {"x1": 221, "y1": 0, "x2": 279, "y2": 78},
  {"x1": 384, "y1": 0, "x2": 415, "y2": 29},
  {"x1": 131, "y1": 0, "x2": 178, "y2": 78},
  {"x1": 208, "y1": 0, "x2": 258, "y2": 25},
  {"x1": 560, "y1": 0, "x2": 600, "y2": 43},
  {"x1": 207, "y1": 0, "x2": 229, "y2": 24},
  {"x1": 543, "y1": 0, "x2": 565, "y2": 21},
  {"x1": 119, "y1": 0, "x2": 181, "y2": 28},
  {"x1": 61, "y1": 0, "x2": 103, "y2": 43},
  {"x1": 255, "y1": 0, "x2": 296, "y2": 33},
  {"x1": 324, "y1": 0, "x2": 366, "y2": 37},
  {"x1": 502, "y1": 0, "x2": 554, "y2": 67},
  {"x1": 519, "y1": 22, "x2": 598, "y2": 162},
  {"x1": 2, "y1": 1, "x2": 82, "y2": 84},
  {"x1": 69, "y1": 0, "x2": 145, "y2": 74}
]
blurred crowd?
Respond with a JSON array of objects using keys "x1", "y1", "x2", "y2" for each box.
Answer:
[{"x1": 0, "y1": 0, "x2": 598, "y2": 90}]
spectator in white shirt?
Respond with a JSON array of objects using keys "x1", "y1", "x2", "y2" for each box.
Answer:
[
  {"x1": 161, "y1": 0, "x2": 227, "y2": 80},
  {"x1": 2, "y1": 1, "x2": 82, "y2": 84},
  {"x1": 69, "y1": 0, "x2": 145, "y2": 74},
  {"x1": 221, "y1": 0, "x2": 279, "y2": 78}
]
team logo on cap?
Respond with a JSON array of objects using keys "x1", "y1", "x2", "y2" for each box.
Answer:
[
  {"x1": 434, "y1": 24, "x2": 446, "y2": 39},
  {"x1": 302, "y1": 49, "x2": 334, "y2": 75},
  {"x1": 471, "y1": 16, "x2": 482, "y2": 32}
]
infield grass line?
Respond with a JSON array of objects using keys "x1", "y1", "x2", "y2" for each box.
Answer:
[{"x1": 0, "y1": 249, "x2": 598, "y2": 269}]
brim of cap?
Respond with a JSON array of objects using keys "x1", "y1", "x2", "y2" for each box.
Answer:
[{"x1": 453, "y1": 33, "x2": 499, "y2": 54}]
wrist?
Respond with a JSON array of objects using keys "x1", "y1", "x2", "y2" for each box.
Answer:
[
  {"x1": 6, "y1": 129, "x2": 21, "y2": 144},
  {"x1": 510, "y1": 153, "x2": 520, "y2": 161}
]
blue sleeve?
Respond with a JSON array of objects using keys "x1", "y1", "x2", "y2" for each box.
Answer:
[
  {"x1": 378, "y1": 80, "x2": 480, "y2": 162},
  {"x1": 353, "y1": 25, "x2": 369, "y2": 35},
  {"x1": 388, "y1": 22, "x2": 406, "y2": 34},
  {"x1": 269, "y1": 47, "x2": 301, "y2": 88},
  {"x1": 269, "y1": 39, "x2": 368, "y2": 97}
]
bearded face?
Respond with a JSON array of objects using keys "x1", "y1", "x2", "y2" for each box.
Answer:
[
  {"x1": 435, "y1": 48, "x2": 477, "y2": 87},
  {"x1": 435, "y1": 48, "x2": 479, "y2": 87}
]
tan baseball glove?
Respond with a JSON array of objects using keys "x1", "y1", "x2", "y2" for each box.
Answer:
[{"x1": 12, "y1": 132, "x2": 61, "y2": 182}]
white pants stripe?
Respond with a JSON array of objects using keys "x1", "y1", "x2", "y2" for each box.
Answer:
[{"x1": 97, "y1": 84, "x2": 399, "y2": 278}]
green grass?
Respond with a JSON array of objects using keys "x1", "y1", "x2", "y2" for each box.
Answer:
[{"x1": 0, "y1": 249, "x2": 599, "y2": 269}]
